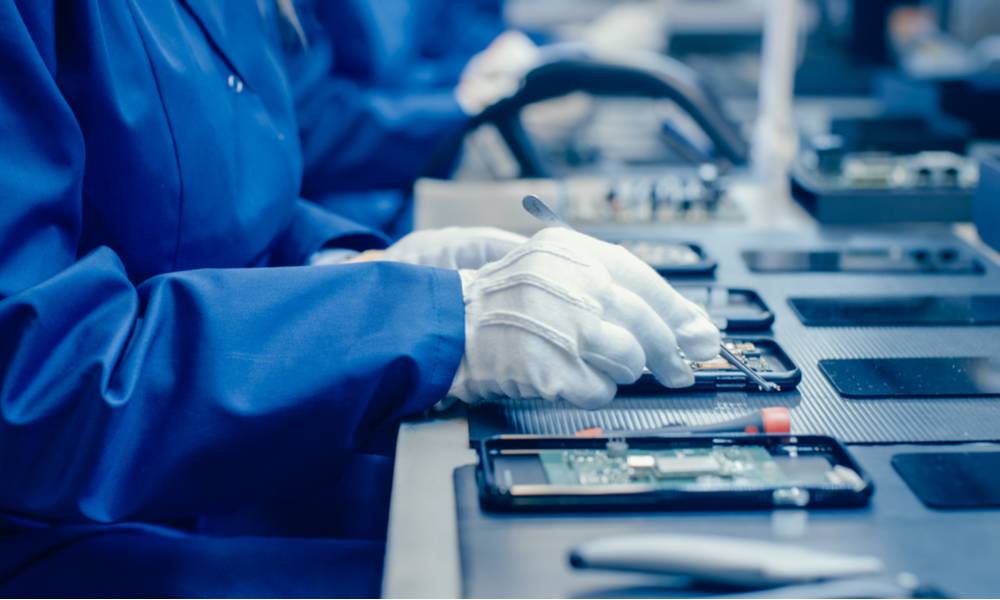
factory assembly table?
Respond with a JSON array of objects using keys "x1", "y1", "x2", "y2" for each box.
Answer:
[{"x1": 382, "y1": 168, "x2": 1000, "y2": 598}]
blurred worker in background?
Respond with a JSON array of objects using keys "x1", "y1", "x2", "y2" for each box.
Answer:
[
  {"x1": 0, "y1": 0, "x2": 717, "y2": 597},
  {"x1": 286, "y1": 0, "x2": 541, "y2": 237},
  {"x1": 285, "y1": 0, "x2": 673, "y2": 239}
]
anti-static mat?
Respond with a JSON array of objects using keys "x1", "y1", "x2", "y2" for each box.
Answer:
[{"x1": 468, "y1": 227, "x2": 1000, "y2": 444}]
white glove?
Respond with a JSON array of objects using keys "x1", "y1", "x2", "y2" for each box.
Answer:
[
  {"x1": 383, "y1": 227, "x2": 527, "y2": 270},
  {"x1": 581, "y1": 3, "x2": 669, "y2": 53},
  {"x1": 455, "y1": 30, "x2": 541, "y2": 115},
  {"x1": 448, "y1": 228, "x2": 721, "y2": 408}
]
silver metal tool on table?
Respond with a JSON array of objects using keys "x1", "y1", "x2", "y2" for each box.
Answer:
[
  {"x1": 569, "y1": 533, "x2": 932, "y2": 598},
  {"x1": 521, "y1": 194, "x2": 781, "y2": 392}
]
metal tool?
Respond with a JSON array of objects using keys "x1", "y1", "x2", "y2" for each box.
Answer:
[
  {"x1": 522, "y1": 194, "x2": 571, "y2": 229},
  {"x1": 576, "y1": 406, "x2": 791, "y2": 437},
  {"x1": 521, "y1": 194, "x2": 782, "y2": 393},
  {"x1": 569, "y1": 533, "x2": 884, "y2": 588},
  {"x1": 720, "y1": 344, "x2": 782, "y2": 392}
]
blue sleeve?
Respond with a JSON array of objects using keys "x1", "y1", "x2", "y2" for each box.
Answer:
[
  {"x1": 0, "y1": 1, "x2": 465, "y2": 524},
  {"x1": 267, "y1": 199, "x2": 390, "y2": 267},
  {"x1": 286, "y1": 4, "x2": 468, "y2": 195}
]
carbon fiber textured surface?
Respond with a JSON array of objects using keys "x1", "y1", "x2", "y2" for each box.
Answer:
[{"x1": 468, "y1": 226, "x2": 1000, "y2": 444}]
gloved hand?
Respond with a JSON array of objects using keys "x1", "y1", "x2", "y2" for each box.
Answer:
[
  {"x1": 448, "y1": 228, "x2": 721, "y2": 408},
  {"x1": 383, "y1": 227, "x2": 528, "y2": 270},
  {"x1": 455, "y1": 30, "x2": 541, "y2": 115}
]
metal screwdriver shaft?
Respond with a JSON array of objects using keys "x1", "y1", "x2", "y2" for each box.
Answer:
[{"x1": 719, "y1": 344, "x2": 782, "y2": 392}]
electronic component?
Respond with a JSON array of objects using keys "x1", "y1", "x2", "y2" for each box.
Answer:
[
  {"x1": 622, "y1": 338, "x2": 801, "y2": 393},
  {"x1": 836, "y1": 152, "x2": 977, "y2": 190},
  {"x1": 542, "y1": 446, "x2": 789, "y2": 488},
  {"x1": 791, "y1": 149, "x2": 979, "y2": 223},
  {"x1": 691, "y1": 341, "x2": 773, "y2": 373},
  {"x1": 562, "y1": 168, "x2": 744, "y2": 225},
  {"x1": 545, "y1": 447, "x2": 865, "y2": 489},
  {"x1": 522, "y1": 194, "x2": 717, "y2": 276},
  {"x1": 478, "y1": 434, "x2": 875, "y2": 510}
]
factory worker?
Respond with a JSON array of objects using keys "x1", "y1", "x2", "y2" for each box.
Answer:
[
  {"x1": 0, "y1": 1, "x2": 718, "y2": 597},
  {"x1": 285, "y1": 0, "x2": 539, "y2": 236}
]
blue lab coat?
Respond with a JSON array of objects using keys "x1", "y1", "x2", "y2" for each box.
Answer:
[
  {"x1": 0, "y1": 1, "x2": 465, "y2": 596},
  {"x1": 287, "y1": 0, "x2": 505, "y2": 236}
]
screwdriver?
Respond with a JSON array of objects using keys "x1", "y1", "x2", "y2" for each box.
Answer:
[
  {"x1": 575, "y1": 406, "x2": 791, "y2": 437},
  {"x1": 522, "y1": 194, "x2": 781, "y2": 393}
]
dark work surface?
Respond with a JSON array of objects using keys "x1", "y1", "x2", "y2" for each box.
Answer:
[
  {"x1": 820, "y1": 358, "x2": 1000, "y2": 398},
  {"x1": 892, "y1": 452, "x2": 1000, "y2": 509},
  {"x1": 789, "y1": 295, "x2": 1000, "y2": 326},
  {"x1": 455, "y1": 444, "x2": 1000, "y2": 598},
  {"x1": 468, "y1": 227, "x2": 1000, "y2": 444}
]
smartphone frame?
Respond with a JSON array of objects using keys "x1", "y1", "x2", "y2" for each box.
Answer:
[
  {"x1": 620, "y1": 336, "x2": 801, "y2": 394},
  {"x1": 477, "y1": 434, "x2": 874, "y2": 511},
  {"x1": 676, "y1": 286, "x2": 775, "y2": 332},
  {"x1": 616, "y1": 240, "x2": 718, "y2": 277}
]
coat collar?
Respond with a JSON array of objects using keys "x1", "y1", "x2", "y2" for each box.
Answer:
[{"x1": 179, "y1": 0, "x2": 257, "y2": 85}]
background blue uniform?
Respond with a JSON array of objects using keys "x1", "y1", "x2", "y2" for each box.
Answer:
[
  {"x1": 0, "y1": 1, "x2": 464, "y2": 595},
  {"x1": 286, "y1": 0, "x2": 505, "y2": 237}
]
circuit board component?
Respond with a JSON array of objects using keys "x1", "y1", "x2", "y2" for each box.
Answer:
[
  {"x1": 536, "y1": 445, "x2": 860, "y2": 491},
  {"x1": 690, "y1": 342, "x2": 773, "y2": 373},
  {"x1": 540, "y1": 446, "x2": 784, "y2": 488}
]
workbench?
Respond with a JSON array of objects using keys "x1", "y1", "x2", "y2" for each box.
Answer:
[{"x1": 381, "y1": 100, "x2": 1000, "y2": 598}]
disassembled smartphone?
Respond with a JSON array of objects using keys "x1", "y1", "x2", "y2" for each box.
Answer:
[
  {"x1": 618, "y1": 240, "x2": 718, "y2": 277},
  {"x1": 620, "y1": 338, "x2": 800, "y2": 394},
  {"x1": 477, "y1": 434, "x2": 874, "y2": 511},
  {"x1": 676, "y1": 286, "x2": 774, "y2": 332}
]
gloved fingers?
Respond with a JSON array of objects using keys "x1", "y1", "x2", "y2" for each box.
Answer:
[
  {"x1": 383, "y1": 227, "x2": 529, "y2": 269},
  {"x1": 609, "y1": 254, "x2": 719, "y2": 360},
  {"x1": 554, "y1": 365, "x2": 617, "y2": 410},
  {"x1": 460, "y1": 227, "x2": 529, "y2": 245},
  {"x1": 531, "y1": 228, "x2": 720, "y2": 361},
  {"x1": 382, "y1": 230, "x2": 436, "y2": 263},
  {"x1": 578, "y1": 320, "x2": 646, "y2": 385},
  {"x1": 598, "y1": 284, "x2": 696, "y2": 389},
  {"x1": 669, "y1": 302, "x2": 723, "y2": 362},
  {"x1": 466, "y1": 30, "x2": 540, "y2": 79},
  {"x1": 463, "y1": 227, "x2": 528, "y2": 264}
]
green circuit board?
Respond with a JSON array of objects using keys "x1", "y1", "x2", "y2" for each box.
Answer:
[{"x1": 538, "y1": 446, "x2": 830, "y2": 490}]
